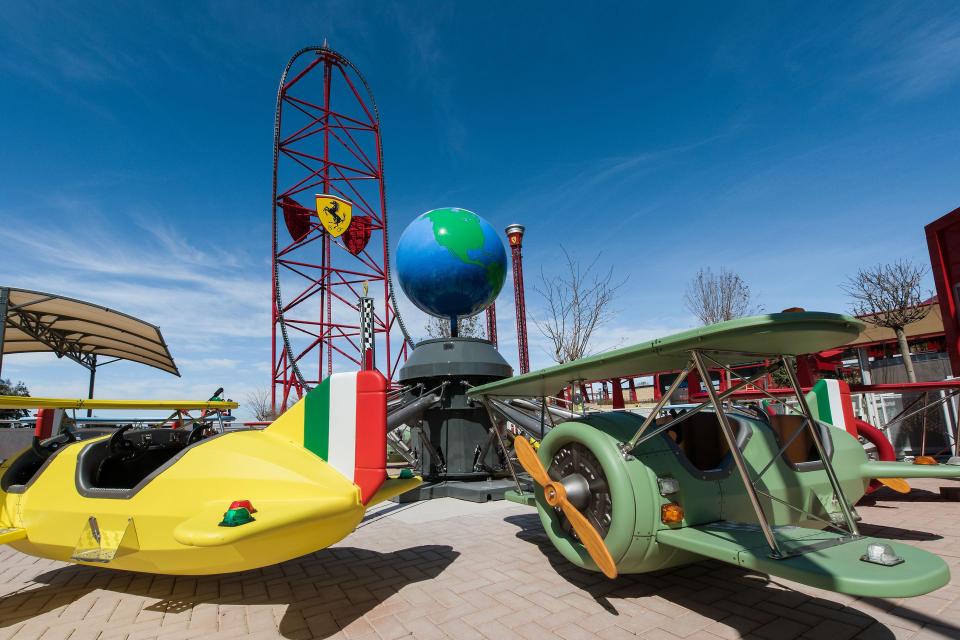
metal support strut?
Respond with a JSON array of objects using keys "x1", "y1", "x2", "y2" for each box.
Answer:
[
  {"x1": 691, "y1": 350, "x2": 784, "y2": 558},
  {"x1": 0, "y1": 287, "x2": 8, "y2": 380},
  {"x1": 780, "y1": 355, "x2": 860, "y2": 536},
  {"x1": 620, "y1": 365, "x2": 691, "y2": 455}
]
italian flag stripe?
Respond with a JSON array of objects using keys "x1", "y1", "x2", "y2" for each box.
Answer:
[
  {"x1": 304, "y1": 379, "x2": 330, "y2": 460},
  {"x1": 300, "y1": 371, "x2": 386, "y2": 504},
  {"x1": 807, "y1": 378, "x2": 857, "y2": 436},
  {"x1": 304, "y1": 373, "x2": 357, "y2": 480},
  {"x1": 327, "y1": 374, "x2": 358, "y2": 480}
]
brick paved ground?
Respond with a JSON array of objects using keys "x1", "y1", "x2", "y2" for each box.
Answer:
[{"x1": 1, "y1": 477, "x2": 959, "y2": 639}]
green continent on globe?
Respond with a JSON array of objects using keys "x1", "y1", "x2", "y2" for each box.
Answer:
[
  {"x1": 395, "y1": 207, "x2": 508, "y2": 319},
  {"x1": 426, "y1": 208, "x2": 484, "y2": 264},
  {"x1": 426, "y1": 208, "x2": 504, "y2": 291}
]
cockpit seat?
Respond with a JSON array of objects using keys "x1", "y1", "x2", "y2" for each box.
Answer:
[
  {"x1": 677, "y1": 413, "x2": 744, "y2": 471},
  {"x1": 76, "y1": 428, "x2": 194, "y2": 497},
  {"x1": 768, "y1": 415, "x2": 820, "y2": 465}
]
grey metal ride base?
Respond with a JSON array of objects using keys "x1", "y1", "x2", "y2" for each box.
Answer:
[
  {"x1": 396, "y1": 337, "x2": 514, "y2": 497},
  {"x1": 393, "y1": 478, "x2": 532, "y2": 503}
]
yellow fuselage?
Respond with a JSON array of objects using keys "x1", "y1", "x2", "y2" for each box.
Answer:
[{"x1": 0, "y1": 429, "x2": 365, "y2": 574}]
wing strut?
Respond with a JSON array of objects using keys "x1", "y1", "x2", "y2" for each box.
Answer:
[
  {"x1": 690, "y1": 351, "x2": 784, "y2": 558},
  {"x1": 617, "y1": 349, "x2": 863, "y2": 561}
]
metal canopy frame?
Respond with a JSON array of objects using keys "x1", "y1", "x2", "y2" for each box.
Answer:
[
  {"x1": 1, "y1": 287, "x2": 179, "y2": 415},
  {"x1": 615, "y1": 349, "x2": 861, "y2": 559},
  {"x1": 481, "y1": 348, "x2": 864, "y2": 562}
]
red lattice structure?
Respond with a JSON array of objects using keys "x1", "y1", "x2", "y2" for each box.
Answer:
[
  {"x1": 506, "y1": 224, "x2": 530, "y2": 374},
  {"x1": 272, "y1": 46, "x2": 411, "y2": 413}
]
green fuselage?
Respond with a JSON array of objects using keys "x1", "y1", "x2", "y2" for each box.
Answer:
[{"x1": 535, "y1": 411, "x2": 870, "y2": 574}]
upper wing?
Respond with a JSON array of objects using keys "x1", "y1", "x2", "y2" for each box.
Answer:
[
  {"x1": 467, "y1": 312, "x2": 863, "y2": 398},
  {"x1": 0, "y1": 396, "x2": 238, "y2": 411}
]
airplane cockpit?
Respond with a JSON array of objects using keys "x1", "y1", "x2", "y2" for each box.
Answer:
[{"x1": 1, "y1": 423, "x2": 223, "y2": 496}]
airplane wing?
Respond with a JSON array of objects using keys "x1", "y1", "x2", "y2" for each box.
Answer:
[
  {"x1": 173, "y1": 495, "x2": 357, "y2": 547},
  {"x1": 0, "y1": 527, "x2": 26, "y2": 545},
  {"x1": 365, "y1": 475, "x2": 423, "y2": 507},
  {"x1": 656, "y1": 522, "x2": 949, "y2": 598},
  {"x1": 466, "y1": 312, "x2": 863, "y2": 398},
  {"x1": 0, "y1": 396, "x2": 238, "y2": 411}
]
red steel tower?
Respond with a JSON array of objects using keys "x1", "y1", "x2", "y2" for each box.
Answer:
[
  {"x1": 506, "y1": 224, "x2": 530, "y2": 373},
  {"x1": 272, "y1": 46, "x2": 411, "y2": 412},
  {"x1": 485, "y1": 303, "x2": 498, "y2": 348}
]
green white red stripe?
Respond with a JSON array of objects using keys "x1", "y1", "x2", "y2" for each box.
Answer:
[
  {"x1": 302, "y1": 371, "x2": 387, "y2": 504},
  {"x1": 807, "y1": 379, "x2": 858, "y2": 437}
]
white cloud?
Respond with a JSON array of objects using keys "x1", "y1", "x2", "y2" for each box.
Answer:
[{"x1": 852, "y1": 7, "x2": 960, "y2": 101}]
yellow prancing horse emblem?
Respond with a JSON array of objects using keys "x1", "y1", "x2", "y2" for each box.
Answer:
[{"x1": 315, "y1": 194, "x2": 352, "y2": 237}]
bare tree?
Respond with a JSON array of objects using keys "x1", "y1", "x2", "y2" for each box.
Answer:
[
  {"x1": 843, "y1": 260, "x2": 930, "y2": 383},
  {"x1": 424, "y1": 313, "x2": 485, "y2": 340},
  {"x1": 0, "y1": 379, "x2": 30, "y2": 420},
  {"x1": 245, "y1": 387, "x2": 280, "y2": 423},
  {"x1": 534, "y1": 247, "x2": 625, "y2": 364},
  {"x1": 684, "y1": 267, "x2": 759, "y2": 325}
]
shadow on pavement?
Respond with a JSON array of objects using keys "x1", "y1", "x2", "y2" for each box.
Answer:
[
  {"x1": 504, "y1": 512, "x2": 959, "y2": 640},
  {"x1": 856, "y1": 522, "x2": 941, "y2": 541},
  {"x1": 860, "y1": 485, "x2": 958, "y2": 504},
  {"x1": 0, "y1": 544, "x2": 459, "y2": 639}
]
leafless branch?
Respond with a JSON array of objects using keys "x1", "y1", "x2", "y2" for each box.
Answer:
[
  {"x1": 245, "y1": 387, "x2": 280, "y2": 422},
  {"x1": 424, "y1": 313, "x2": 485, "y2": 340},
  {"x1": 842, "y1": 259, "x2": 931, "y2": 384},
  {"x1": 533, "y1": 246, "x2": 626, "y2": 364},
  {"x1": 684, "y1": 267, "x2": 760, "y2": 325},
  {"x1": 842, "y1": 260, "x2": 931, "y2": 330}
]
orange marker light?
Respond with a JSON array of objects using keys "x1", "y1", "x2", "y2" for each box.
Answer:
[
  {"x1": 661, "y1": 503, "x2": 684, "y2": 524},
  {"x1": 914, "y1": 456, "x2": 937, "y2": 465},
  {"x1": 229, "y1": 500, "x2": 257, "y2": 514}
]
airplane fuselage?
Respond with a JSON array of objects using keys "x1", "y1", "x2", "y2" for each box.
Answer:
[{"x1": 0, "y1": 428, "x2": 365, "y2": 574}]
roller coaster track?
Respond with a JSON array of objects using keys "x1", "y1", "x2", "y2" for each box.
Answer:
[{"x1": 272, "y1": 46, "x2": 414, "y2": 396}]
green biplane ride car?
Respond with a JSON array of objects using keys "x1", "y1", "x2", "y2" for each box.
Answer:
[{"x1": 468, "y1": 311, "x2": 960, "y2": 598}]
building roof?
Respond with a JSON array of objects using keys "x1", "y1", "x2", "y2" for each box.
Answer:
[
  {"x1": 844, "y1": 302, "x2": 944, "y2": 348},
  {"x1": 1, "y1": 287, "x2": 178, "y2": 376}
]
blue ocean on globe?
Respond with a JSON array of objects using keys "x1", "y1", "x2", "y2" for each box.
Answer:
[{"x1": 395, "y1": 207, "x2": 507, "y2": 320}]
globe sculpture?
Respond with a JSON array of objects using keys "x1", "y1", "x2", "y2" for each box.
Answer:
[{"x1": 396, "y1": 207, "x2": 507, "y2": 332}]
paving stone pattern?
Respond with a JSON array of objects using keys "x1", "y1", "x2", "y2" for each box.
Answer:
[{"x1": 1, "y1": 478, "x2": 959, "y2": 639}]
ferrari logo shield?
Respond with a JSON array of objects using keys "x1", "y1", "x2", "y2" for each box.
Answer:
[{"x1": 315, "y1": 194, "x2": 352, "y2": 237}]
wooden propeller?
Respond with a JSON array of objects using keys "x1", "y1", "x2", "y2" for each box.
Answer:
[
  {"x1": 876, "y1": 477, "x2": 911, "y2": 494},
  {"x1": 513, "y1": 437, "x2": 618, "y2": 579}
]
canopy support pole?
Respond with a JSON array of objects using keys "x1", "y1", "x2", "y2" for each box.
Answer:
[
  {"x1": 691, "y1": 350, "x2": 784, "y2": 559},
  {"x1": 0, "y1": 287, "x2": 8, "y2": 380},
  {"x1": 87, "y1": 354, "x2": 97, "y2": 417}
]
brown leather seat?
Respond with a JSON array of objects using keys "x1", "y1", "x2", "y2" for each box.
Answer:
[
  {"x1": 679, "y1": 413, "x2": 737, "y2": 471},
  {"x1": 768, "y1": 414, "x2": 818, "y2": 464}
]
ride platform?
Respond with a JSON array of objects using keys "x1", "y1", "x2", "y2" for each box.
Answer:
[{"x1": 0, "y1": 478, "x2": 957, "y2": 638}]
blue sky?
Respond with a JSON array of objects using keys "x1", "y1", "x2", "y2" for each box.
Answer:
[{"x1": 1, "y1": 2, "x2": 959, "y2": 417}]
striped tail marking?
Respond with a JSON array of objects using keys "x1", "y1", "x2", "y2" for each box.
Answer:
[
  {"x1": 806, "y1": 378, "x2": 857, "y2": 437},
  {"x1": 269, "y1": 371, "x2": 387, "y2": 504}
]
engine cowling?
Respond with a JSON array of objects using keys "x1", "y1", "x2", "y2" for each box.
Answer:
[{"x1": 534, "y1": 413, "x2": 701, "y2": 574}]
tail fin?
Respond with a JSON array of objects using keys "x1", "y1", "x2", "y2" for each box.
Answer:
[
  {"x1": 804, "y1": 379, "x2": 857, "y2": 436},
  {"x1": 267, "y1": 371, "x2": 387, "y2": 504}
]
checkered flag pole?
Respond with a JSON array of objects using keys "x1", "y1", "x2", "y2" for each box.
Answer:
[{"x1": 360, "y1": 296, "x2": 375, "y2": 371}]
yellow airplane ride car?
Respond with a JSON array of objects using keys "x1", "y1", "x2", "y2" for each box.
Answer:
[{"x1": 0, "y1": 370, "x2": 420, "y2": 575}]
